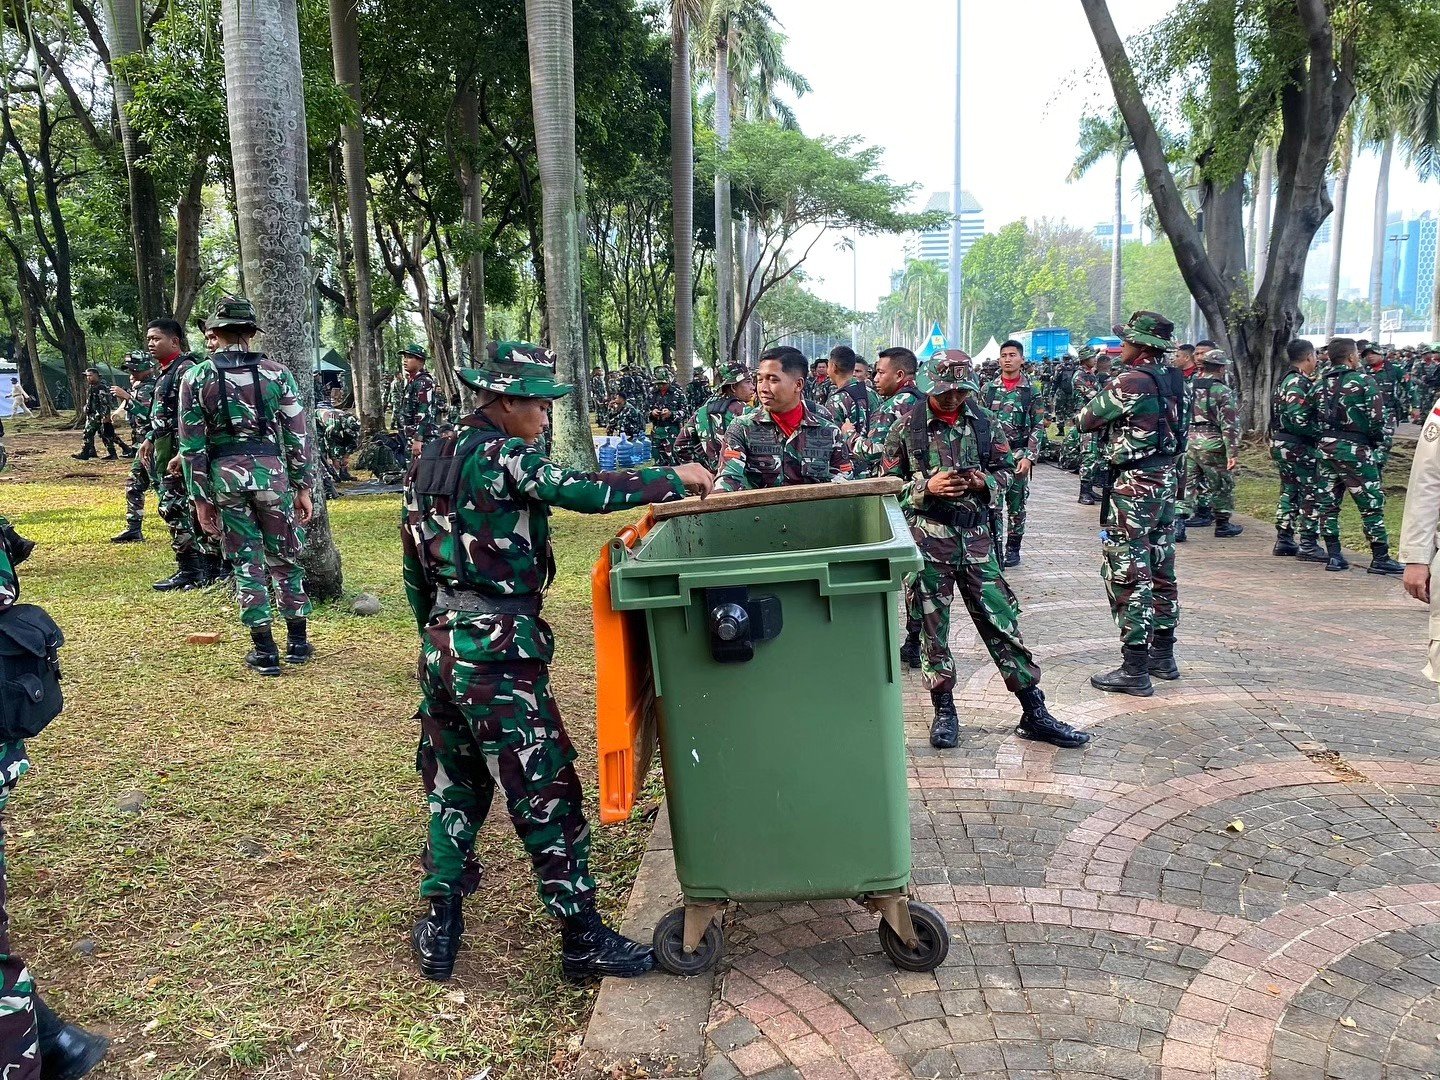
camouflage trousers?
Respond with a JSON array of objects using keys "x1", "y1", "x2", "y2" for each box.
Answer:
[
  {"x1": 651, "y1": 425, "x2": 681, "y2": 466},
  {"x1": 81, "y1": 417, "x2": 122, "y2": 456},
  {"x1": 1374, "y1": 427, "x2": 1396, "y2": 475},
  {"x1": 1001, "y1": 472, "x2": 1030, "y2": 543},
  {"x1": 1270, "y1": 440, "x2": 1320, "y2": 540},
  {"x1": 155, "y1": 469, "x2": 216, "y2": 558},
  {"x1": 1080, "y1": 434, "x2": 1108, "y2": 486},
  {"x1": 213, "y1": 488, "x2": 312, "y2": 628},
  {"x1": 1316, "y1": 438, "x2": 1389, "y2": 546},
  {"x1": 417, "y1": 657, "x2": 594, "y2": 918},
  {"x1": 1186, "y1": 436, "x2": 1234, "y2": 514},
  {"x1": 1175, "y1": 456, "x2": 1206, "y2": 519},
  {"x1": 903, "y1": 573, "x2": 921, "y2": 639},
  {"x1": 913, "y1": 532, "x2": 1039, "y2": 694},
  {"x1": 1059, "y1": 427, "x2": 1084, "y2": 470},
  {"x1": 1101, "y1": 464, "x2": 1179, "y2": 647},
  {"x1": 0, "y1": 743, "x2": 37, "y2": 1078},
  {"x1": 124, "y1": 456, "x2": 152, "y2": 530}
]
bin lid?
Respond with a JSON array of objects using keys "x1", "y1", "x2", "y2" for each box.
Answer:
[{"x1": 651, "y1": 476, "x2": 903, "y2": 521}]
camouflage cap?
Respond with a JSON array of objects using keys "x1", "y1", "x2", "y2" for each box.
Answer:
[
  {"x1": 206, "y1": 295, "x2": 261, "y2": 331},
  {"x1": 84, "y1": 365, "x2": 101, "y2": 376},
  {"x1": 1076, "y1": 344, "x2": 1097, "y2": 361},
  {"x1": 401, "y1": 343, "x2": 429, "y2": 361},
  {"x1": 926, "y1": 356, "x2": 979, "y2": 395},
  {"x1": 1113, "y1": 310, "x2": 1175, "y2": 352},
  {"x1": 1199, "y1": 349, "x2": 1232, "y2": 368},
  {"x1": 655, "y1": 365, "x2": 675, "y2": 382},
  {"x1": 717, "y1": 363, "x2": 751, "y2": 387},
  {"x1": 455, "y1": 341, "x2": 572, "y2": 401},
  {"x1": 121, "y1": 350, "x2": 157, "y2": 373}
]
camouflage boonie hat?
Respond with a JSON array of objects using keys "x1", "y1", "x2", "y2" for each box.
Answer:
[
  {"x1": 1113, "y1": 310, "x2": 1175, "y2": 352},
  {"x1": 121, "y1": 350, "x2": 157, "y2": 373},
  {"x1": 655, "y1": 366, "x2": 675, "y2": 381},
  {"x1": 717, "y1": 363, "x2": 750, "y2": 387},
  {"x1": 206, "y1": 295, "x2": 261, "y2": 331},
  {"x1": 926, "y1": 356, "x2": 979, "y2": 395},
  {"x1": 401, "y1": 343, "x2": 429, "y2": 361},
  {"x1": 1199, "y1": 349, "x2": 1232, "y2": 368},
  {"x1": 456, "y1": 341, "x2": 572, "y2": 400},
  {"x1": 1076, "y1": 345, "x2": 1097, "y2": 361}
]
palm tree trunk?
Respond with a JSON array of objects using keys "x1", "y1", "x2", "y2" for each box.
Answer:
[
  {"x1": 1110, "y1": 150, "x2": 1123, "y2": 326},
  {"x1": 713, "y1": 29, "x2": 735, "y2": 366},
  {"x1": 1369, "y1": 133, "x2": 1394, "y2": 342},
  {"x1": 222, "y1": 0, "x2": 343, "y2": 599},
  {"x1": 671, "y1": 4, "x2": 694, "y2": 385},
  {"x1": 1324, "y1": 137, "x2": 1351, "y2": 337},
  {"x1": 1254, "y1": 144, "x2": 1274, "y2": 287},
  {"x1": 329, "y1": 0, "x2": 383, "y2": 435},
  {"x1": 173, "y1": 157, "x2": 207, "y2": 325},
  {"x1": 525, "y1": 0, "x2": 595, "y2": 467},
  {"x1": 458, "y1": 87, "x2": 488, "y2": 368}
]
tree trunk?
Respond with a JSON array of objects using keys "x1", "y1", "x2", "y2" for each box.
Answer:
[
  {"x1": 1369, "y1": 133, "x2": 1393, "y2": 342},
  {"x1": 1110, "y1": 150, "x2": 1123, "y2": 326},
  {"x1": 713, "y1": 30, "x2": 734, "y2": 368},
  {"x1": 329, "y1": 0, "x2": 382, "y2": 435},
  {"x1": 744, "y1": 216, "x2": 762, "y2": 364},
  {"x1": 16, "y1": 285, "x2": 54, "y2": 417},
  {"x1": 458, "y1": 87, "x2": 488, "y2": 368},
  {"x1": 102, "y1": 0, "x2": 169, "y2": 326},
  {"x1": 173, "y1": 157, "x2": 208, "y2": 325},
  {"x1": 525, "y1": 0, "x2": 594, "y2": 467},
  {"x1": 222, "y1": 0, "x2": 343, "y2": 599},
  {"x1": 671, "y1": 5, "x2": 694, "y2": 384},
  {"x1": 1254, "y1": 144, "x2": 1274, "y2": 286},
  {"x1": 1324, "y1": 132, "x2": 1352, "y2": 337}
]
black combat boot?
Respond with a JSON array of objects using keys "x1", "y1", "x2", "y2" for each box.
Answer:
[
  {"x1": 1014, "y1": 687, "x2": 1090, "y2": 748},
  {"x1": 1273, "y1": 529, "x2": 1298, "y2": 556},
  {"x1": 71, "y1": 443, "x2": 95, "y2": 461},
  {"x1": 1213, "y1": 514, "x2": 1244, "y2": 538},
  {"x1": 1090, "y1": 645, "x2": 1154, "y2": 697},
  {"x1": 285, "y1": 617, "x2": 315, "y2": 664},
  {"x1": 244, "y1": 625, "x2": 282, "y2": 677},
  {"x1": 35, "y1": 995, "x2": 109, "y2": 1080},
  {"x1": 1004, "y1": 536, "x2": 1022, "y2": 568},
  {"x1": 928, "y1": 689, "x2": 959, "y2": 749},
  {"x1": 102, "y1": 444, "x2": 118, "y2": 460},
  {"x1": 1186, "y1": 508, "x2": 1215, "y2": 528},
  {"x1": 1367, "y1": 542, "x2": 1404, "y2": 576},
  {"x1": 411, "y1": 895, "x2": 464, "y2": 982},
  {"x1": 116, "y1": 438, "x2": 134, "y2": 458},
  {"x1": 203, "y1": 554, "x2": 232, "y2": 586},
  {"x1": 152, "y1": 553, "x2": 204, "y2": 592},
  {"x1": 1078, "y1": 481, "x2": 1097, "y2": 506},
  {"x1": 560, "y1": 899, "x2": 656, "y2": 983},
  {"x1": 1173, "y1": 519, "x2": 1187, "y2": 543},
  {"x1": 1296, "y1": 536, "x2": 1326, "y2": 562},
  {"x1": 1147, "y1": 628, "x2": 1180, "y2": 681},
  {"x1": 1324, "y1": 537, "x2": 1349, "y2": 572},
  {"x1": 898, "y1": 631, "x2": 921, "y2": 671},
  {"x1": 110, "y1": 524, "x2": 143, "y2": 544},
  {"x1": 338, "y1": 464, "x2": 354, "y2": 482}
]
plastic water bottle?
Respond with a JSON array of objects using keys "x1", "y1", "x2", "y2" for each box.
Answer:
[
  {"x1": 616, "y1": 436, "x2": 633, "y2": 467},
  {"x1": 599, "y1": 441, "x2": 617, "y2": 469}
]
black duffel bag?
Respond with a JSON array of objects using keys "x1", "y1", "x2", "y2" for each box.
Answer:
[{"x1": 0, "y1": 604, "x2": 64, "y2": 740}]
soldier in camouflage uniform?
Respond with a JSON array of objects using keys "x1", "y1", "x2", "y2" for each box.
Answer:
[
  {"x1": 806, "y1": 358, "x2": 833, "y2": 408},
  {"x1": 587, "y1": 368, "x2": 607, "y2": 421},
  {"x1": 400, "y1": 341, "x2": 712, "y2": 984},
  {"x1": 827, "y1": 346, "x2": 880, "y2": 475},
  {"x1": 1078, "y1": 311, "x2": 1188, "y2": 698},
  {"x1": 72, "y1": 367, "x2": 130, "y2": 461},
  {"x1": 1060, "y1": 349, "x2": 1097, "y2": 475},
  {"x1": 1314, "y1": 336, "x2": 1405, "y2": 576},
  {"x1": 881, "y1": 355, "x2": 1087, "y2": 751},
  {"x1": 1271, "y1": 338, "x2": 1323, "y2": 561},
  {"x1": 715, "y1": 347, "x2": 853, "y2": 491},
  {"x1": 395, "y1": 344, "x2": 441, "y2": 463},
  {"x1": 646, "y1": 368, "x2": 687, "y2": 466},
  {"x1": 316, "y1": 390, "x2": 361, "y2": 483},
  {"x1": 685, "y1": 369, "x2": 711, "y2": 412},
  {"x1": 1184, "y1": 350, "x2": 1244, "y2": 537},
  {"x1": 179, "y1": 297, "x2": 316, "y2": 675},
  {"x1": 675, "y1": 363, "x2": 754, "y2": 471},
  {"x1": 984, "y1": 341, "x2": 1045, "y2": 566},
  {"x1": 1171, "y1": 345, "x2": 1204, "y2": 537},
  {"x1": 1362, "y1": 344, "x2": 1406, "y2": 474},
  {"x1": 604, "y1": 393, "x2": 647, "y2": 438},
  {"x1": 110, "y1": 351, "x2": 159, "y2": 543}
]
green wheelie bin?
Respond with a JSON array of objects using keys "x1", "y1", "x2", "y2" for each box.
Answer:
[{"x1": 604, "y1": 478, "x2": 951, "y2": 975}]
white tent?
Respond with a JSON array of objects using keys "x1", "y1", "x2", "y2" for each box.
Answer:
[{"x1": 974, "y1": 337, "x2": 1002, "y2": 364}]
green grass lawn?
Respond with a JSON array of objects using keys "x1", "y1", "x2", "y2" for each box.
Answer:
[{"x1": 0, "y1": 422, "x2": 652, "y2": 1078}]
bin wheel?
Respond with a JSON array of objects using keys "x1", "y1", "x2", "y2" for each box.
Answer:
[
  {"x1": 653, "y1": 906, "x2": 724, "y2": 976},
  {"x1": 878, "y1": 901, "x2": 950, "y2": 972}
]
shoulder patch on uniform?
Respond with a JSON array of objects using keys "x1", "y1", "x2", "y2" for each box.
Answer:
[{"x1": 1426, "y1": 424, "x2": 1440, "y2": 443}]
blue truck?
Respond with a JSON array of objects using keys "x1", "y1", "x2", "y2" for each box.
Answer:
[{"x1": 1010, "y1": 327, "x2": 1073, "y2": 362}]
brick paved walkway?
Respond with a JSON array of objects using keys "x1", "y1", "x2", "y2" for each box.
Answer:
[{"x1": 698, "y1": 468, "x2": 1440, "y2": 1080}]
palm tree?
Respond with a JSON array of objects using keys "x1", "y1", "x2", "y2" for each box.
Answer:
[
  {"x1": 1398, "y1": 65, "x2": 1440, "y2": 338},
  {"x1": 220, "y1": 0, "x2": 344, "y2": 598},
  {"x1": 524, "y1": 0, "x2": 593, "y2": 467},
  {"x1": 1324, "y1": 115, "x2": 1354, "y2": 337},
  {"x1": 1068, "y1": 109, "x2": 1132, "y2": 328},
  {"x1": 671, "y1": 0, "x2": 701, "y2": 383},
  {"x1": 708, "y1": 2, "x2": 735, "y2": 369}
]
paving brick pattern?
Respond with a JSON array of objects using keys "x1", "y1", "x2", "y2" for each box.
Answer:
[{"x1": 696, "y1": 470, "x2": 1440, "y2": 1079}]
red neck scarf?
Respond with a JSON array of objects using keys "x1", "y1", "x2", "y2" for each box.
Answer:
[
  {"x1": 928, "y1": 399, "x2": 960, "y2": 426},
  {"x1": 771, "y1": 401, "x2": 806, "y2": 438},
  {"x1": 158, "y1": 349, "x2": 181, "y2": 371},
  {"x1": 1001, "y1": 375, "x2": 1023, "y2": 392}
]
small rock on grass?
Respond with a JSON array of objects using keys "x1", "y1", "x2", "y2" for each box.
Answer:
[
  {"x1": 116, "y1": 791, "x2": 145, "y2": 814},
  {"x1": 351, "y1": 593, "x2": 381, "y2": 616},
  {"x1": 236, "y1": 838, "x2": 266, "y2": 858},
  {"x1": 72, "y1": 939, "x2": 97, "y2": 957}
]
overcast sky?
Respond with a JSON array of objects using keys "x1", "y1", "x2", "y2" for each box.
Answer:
[{"x1": 764, "y1": 0, "x2": 1437, "y2": 313}]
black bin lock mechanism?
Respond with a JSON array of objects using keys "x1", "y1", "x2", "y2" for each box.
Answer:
[{"x1": 704, "y1": 587, "x2": 783, "y2": 663}]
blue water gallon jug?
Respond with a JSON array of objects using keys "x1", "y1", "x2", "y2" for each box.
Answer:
[{"x1": 599, "y1": 442, "x2": 617, "y2": 469}]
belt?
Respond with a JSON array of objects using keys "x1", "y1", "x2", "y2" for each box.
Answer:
[
  {"x1": 1319, "y1": 429, "x2": 1373, "y2": 446},
  {"x1": 214, "y1": 438, "x2": 281, "y2": 458},
  {"x1": 1110, "y1": 452, "x2": 1180, "y2": 474},
  {"x1": 917, "y1": 502, "x2": 987, "y2": 529},
  {"x1": 433, "y1": 588, "x2": 542, "y2": 616},
  {"x1": 1270, "y1": 431, "x2": 1316, "y2": 448}
]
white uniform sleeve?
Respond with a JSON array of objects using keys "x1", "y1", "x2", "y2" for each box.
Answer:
[{"x1": 1399, "y1": 396, "x2": 1440, "y2": 565}]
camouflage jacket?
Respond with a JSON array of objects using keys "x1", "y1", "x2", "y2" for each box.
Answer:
[
  {"x1": 1316, "y1": 359, "x2": 1386, "y2": 445},
  {"x1": 1366, "y1": 359, "x2": 1407, "y2": 426},
  {"x1": 714, "y1": 403, "x2": 853, "y2": 491},
  {"x1": 178, "y1": 347, "x2": 311, "y2": 502},
  {"x1": 0, "y1": 520, "x2": 15, "y2": 611},
  {"x1": 1270, "y1": 370, "x2": 1320, "y2": 443},
  {"x1": 804, "y1": 377, "x2": 833, "y2": 408},
  {"x1": 1188, "y1": 376, "x2": 1242, "y2": 456},
  {"x1": 150, "y1": 352, "x2": 204, "y2": 455},
  {"x1": 981, "y1": 379, "x2": 1045, "y2": 462},
  {"x1": 318, "y1": 407, "x2": 362, "y2": 456},
  {"x1": 827, "y1": 380, "x2": 881, "y2": 470},
  {"x1": 398, "y1": 371, "x2": 441, "y2": 442},
  {"x1": 676, "y1": 394, "x2": 751, "y2": 471},
  {"x1": 1077, "y1": 361, "x2": 1186, "y2": 468},
  {"x1": 1072, "y1": 369, "x2": 1105, "y2": 406},
  {"x1": 685, "y1": 380, "x2": 711, "y2": 410},
  {"x1": 606, "y1": 402, "x2": 647, "y2": 438},
  {"x1": 83, "y1": 383, "x2": 113, "y2": 423},
  {"x1": 400, "y1": 412, "x2": 685, "y2": 661},
  {"x1": 855, "y1": 383, "x2": 925, "y2": 479},
  {"x1": 647, "y1": 385, "x2": 687, "y2": 433},
  {"x1": 881, "y1": 396, "x2": 1013, "y2": 567},
  {"x1": 125, "y1": 379, "x2": 157, "y2": 441}
]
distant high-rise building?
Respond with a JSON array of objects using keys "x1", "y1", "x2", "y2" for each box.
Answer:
[
  {"x1": 1093, "y1": 219, "x2": 1137, "y2": 243},
  {"x1": 1381, "y1": 212, "x2": 1437, "y2": 317},
  {"x1": 904, "y1": 190, "x2": 984, "y2": 267}
]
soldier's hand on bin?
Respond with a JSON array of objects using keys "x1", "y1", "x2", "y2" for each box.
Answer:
[{"x1": 673, "y1": 463, "x2": 714, "y2": 499}]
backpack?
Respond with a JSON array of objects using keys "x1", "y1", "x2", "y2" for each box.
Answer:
[
  {"x1": 983, "y1": 382, "x2": 1037, "y2": 443},
  {"x1": 212, "y1": 350, "x2": 276, "y2": 441},
  {"x1": 0, "y1": 604, "x2": 64, "y2": 740},
  {"x1": 1132, "y1": 364, "x2": 1187, "y2": 457},
  {"x1": 839, "y1": 380, "x2": 873, "y2": 429},
  {"x1": 907, "y1": 395, "x2": 1000, "y2": 474}
]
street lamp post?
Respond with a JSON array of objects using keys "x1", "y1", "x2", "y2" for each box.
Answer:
[{"x1": 946, "y1": 1, "x2": 963, "y2": 350}]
